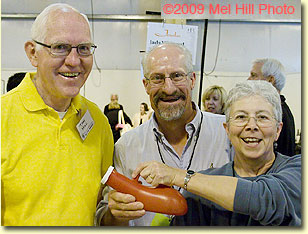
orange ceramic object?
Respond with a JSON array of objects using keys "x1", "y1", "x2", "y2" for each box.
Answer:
[{"x1": 101, "y1": 166, "x2": 188, "y2": 216}]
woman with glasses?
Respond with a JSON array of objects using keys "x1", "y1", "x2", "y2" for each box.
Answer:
[{"x1": 132, "y1": 80, "x2": 301, "y2": 226}]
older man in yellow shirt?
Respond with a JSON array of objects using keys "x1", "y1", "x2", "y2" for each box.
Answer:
[{"x1": 1, "y1": 3, "x2": 113, "y2": 226}]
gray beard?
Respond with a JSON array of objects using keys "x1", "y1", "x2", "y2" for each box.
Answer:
[{"x1": 156, "y1": 102, "x2": 186, "y2": 121}]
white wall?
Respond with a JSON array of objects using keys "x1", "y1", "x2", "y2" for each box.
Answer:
[{"x1": 1, "y1": 19, "x2": 301, "y2": 72}]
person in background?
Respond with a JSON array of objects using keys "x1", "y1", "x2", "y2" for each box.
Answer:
[
  {"x1": 202, "y1": 85, "x2": 227, "y2": 115},
  {"x1": 133, "y1": 80, "x2": 301, "y2": 226},
  {"x1": 104, "y1": 94, "x2": 132, "y2": 143},
  {"x1": 1, "y1": 3, "x2": 114, "y2": 226},
  {"x1": 6, "y1": 72, "x2": 27, "y2": 92},
  {"x1": 132, "y1": 102, "x2": 151, "y2": 128},
  {"x1": 96, "y1": 42, "x2": 233, "y2": 226},
  {"x1": 248, "y1": 58, "x2": 295, "y2": 156}
]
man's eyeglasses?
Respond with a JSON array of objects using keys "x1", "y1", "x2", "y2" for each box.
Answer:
[
  {"x1": 33, "y1": 40, "x2": 97, "y2": 56},
  {"x1": 229, "y1": 113, "x2": 276, "y2": 128},
  {"x1": 146, "y1": 72, "x2": 192, "y2": 86}
]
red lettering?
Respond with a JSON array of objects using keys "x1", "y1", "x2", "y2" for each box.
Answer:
[
  {"x1": 220, "y1": 5, "x2": 230, "y2": 14},
  {"x1": 209, "y1": 4, "x2": 230, "y2": 14},
  {"x1": 174, "y1": 4, "x2": 181, "y2": 14},
  {"x1": 259, "y1": 4, "x2": 295, "y2": 15},
  {"x1": 288, "y1": 6, "x2": 295, "y2": 14},
  {"x1": 259, "y1": 4, "x2": 267, "y2": 14},
  {"x1": 209, "y1": 3, "x2": 220, "y2": 14}
]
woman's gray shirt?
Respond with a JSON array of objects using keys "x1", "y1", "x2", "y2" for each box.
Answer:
[{"x1": 172, "y1": 153, "x2": 301, "y2": 226}]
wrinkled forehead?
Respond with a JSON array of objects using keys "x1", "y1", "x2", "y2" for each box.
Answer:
[{"x1": 147, "y1": 45, "x2": 186, "y2": 73}]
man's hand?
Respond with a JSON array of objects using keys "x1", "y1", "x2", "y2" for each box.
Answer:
[{"x1": 102, "y1": 190, "x2": 146, "y2": 225}]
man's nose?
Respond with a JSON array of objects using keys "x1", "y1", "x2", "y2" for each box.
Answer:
[
  {"x1": 64, "y1": 48, "x2": 81, "y2": 66},
  {"x1": 161, "y1": 77, "x2": 177, "y2": 94}
]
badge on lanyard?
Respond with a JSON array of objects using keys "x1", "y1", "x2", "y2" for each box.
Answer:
[{"x1": 76, "y1": 109, "x2": 94, "y2": 141}]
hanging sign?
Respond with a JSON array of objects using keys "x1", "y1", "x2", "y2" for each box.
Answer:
[{"x1": 146, "y1": 22, "x2": 198, "y2": 65}]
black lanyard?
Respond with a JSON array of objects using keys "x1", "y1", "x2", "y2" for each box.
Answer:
[{"x1": 155, "y1": 112, "x2": 203, "y2": 171}]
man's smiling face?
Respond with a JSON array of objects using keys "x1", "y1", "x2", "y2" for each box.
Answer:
[
  {"x1": 33, "y1": 10, "x2": 93, "y2": 101},
  {"x1": 143, "y1": 45, "x2": 195, "y2": 121}
]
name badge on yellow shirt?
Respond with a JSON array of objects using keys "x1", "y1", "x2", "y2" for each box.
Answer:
[{"x1": 76, "y1": 110, "x2": 94, "y2": 141}]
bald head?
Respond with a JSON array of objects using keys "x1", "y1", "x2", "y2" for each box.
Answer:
[
  {"x1": 31, "y1": 3, "x2": 91, "y2": 43},
  {"x1": 142, "y1": 42, "x2": 193, "y2": 78}
]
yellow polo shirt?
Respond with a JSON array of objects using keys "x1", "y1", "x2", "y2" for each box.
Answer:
[{"x1": 1, "y1": 73, "x2": 114, "y2": 226}]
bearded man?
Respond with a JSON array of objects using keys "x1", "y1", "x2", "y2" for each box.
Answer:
[{"x1": 96, "y1": 42, "x2": 233, "y2": 226}]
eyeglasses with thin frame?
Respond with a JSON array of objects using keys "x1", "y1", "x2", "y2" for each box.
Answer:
[
  {"x1": 145, "y1": 72, "x2": 192, "y2": 86},
  {"x1": 228, "y1": 113, "x2": 276, "y2": 128},
  {"x1": 33, "y1": 40, "x2": 97, "y2": 56}
]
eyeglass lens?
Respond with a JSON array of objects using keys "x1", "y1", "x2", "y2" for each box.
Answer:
[
  {"x1": 230, "y1": 114, "x2": 274, "y2": 127},
  {"x1": 51, "y1": 43, "x2": 95, "y2": 56},
  {"x1": 149, "y1": 72, "x2": 188, "y2": 85}
]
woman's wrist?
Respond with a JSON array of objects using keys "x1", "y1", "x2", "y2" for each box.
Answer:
[{"x1": 174, "y1": 169, "x2": 187, "y2": 188}]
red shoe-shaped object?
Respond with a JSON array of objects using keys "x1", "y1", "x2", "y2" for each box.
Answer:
[{"x1": 101, "y1": 166, "x2": 188, "y2": 216}]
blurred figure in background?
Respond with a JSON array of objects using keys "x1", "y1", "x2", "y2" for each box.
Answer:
[
  {"x1": 104, "y1": 94, "x2": 132, "y2": 142},
  {"x1": 6, "y1": 72, "x2": 26, "y2": 92},
  {"x1": 248, "y1": 58, "x2": 295, "y2": 156},
  {"x1": 132, "y1": 102, "x2": 151, "y2": 128},
  {"x1": 202, "y1": 85, "x2": 227, "y2": 115}
]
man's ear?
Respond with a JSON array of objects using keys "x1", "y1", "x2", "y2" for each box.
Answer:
[
  {"x1": 142, "y1": 78, "x2": 150, "y2": 95},
  {"x1": 24, "y1": 41, "x2": 39, "y2": 67},
  {"x1": 190, "y1": 72, "x2": 196, "y2": 89},
  {"x1": 268, "y1": 75, "x2": 276, "y2": 87}
]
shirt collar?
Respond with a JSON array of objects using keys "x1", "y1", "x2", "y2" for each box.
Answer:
[
  {"x1": 19, "y1": 72, "x2": 48, "y2": 112},
  {"x1": 19, "y1": 72, "x2": 82, "y2": 115},
  {"x1": 186, "y1": 102, "x2": 202, "y2": 133}
]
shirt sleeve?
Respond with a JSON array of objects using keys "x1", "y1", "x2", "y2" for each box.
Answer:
[
  {"x1": 94, "y1": 186, "x2": 111, "y2": 226},
  {"x1": 101, "y1": 116, "x2": 114, "y2": 176},
  {"x1": 233, "y1": 155, "x2": 301, "y2": 226},
  {"x1": 113, "y1": 138, "x2": 130, "y2": 177}
]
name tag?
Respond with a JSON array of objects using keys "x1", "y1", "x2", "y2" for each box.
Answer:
[{"x1": 76, "y1": 110, "x2": 94, "y2": 141}]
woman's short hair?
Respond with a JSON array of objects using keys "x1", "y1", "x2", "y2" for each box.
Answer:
[
  {"x1": 202, "y1": 85, "x2": 227, "y2": 113},
  {"x1": 31, "y1": 3, "x2": 91, "y2": 45},
  {"x1": 225, "y1": 80, "x2": 282, "y2": 124},
  {"x1": 141, "y1": 42, "x2": 193, "y2": 78}
]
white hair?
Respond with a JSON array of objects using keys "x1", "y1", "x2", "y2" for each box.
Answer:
[
  {"x1": 253, "y1": 58, "x2": 286, "y2": 91},
  {"x1": 225, "y1": 80, "x2": 282, "y2": 125}
]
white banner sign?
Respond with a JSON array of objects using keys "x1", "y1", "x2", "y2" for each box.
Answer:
[{"x1": 146, "y1": 22, "x2": 198, "y2": 65}]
